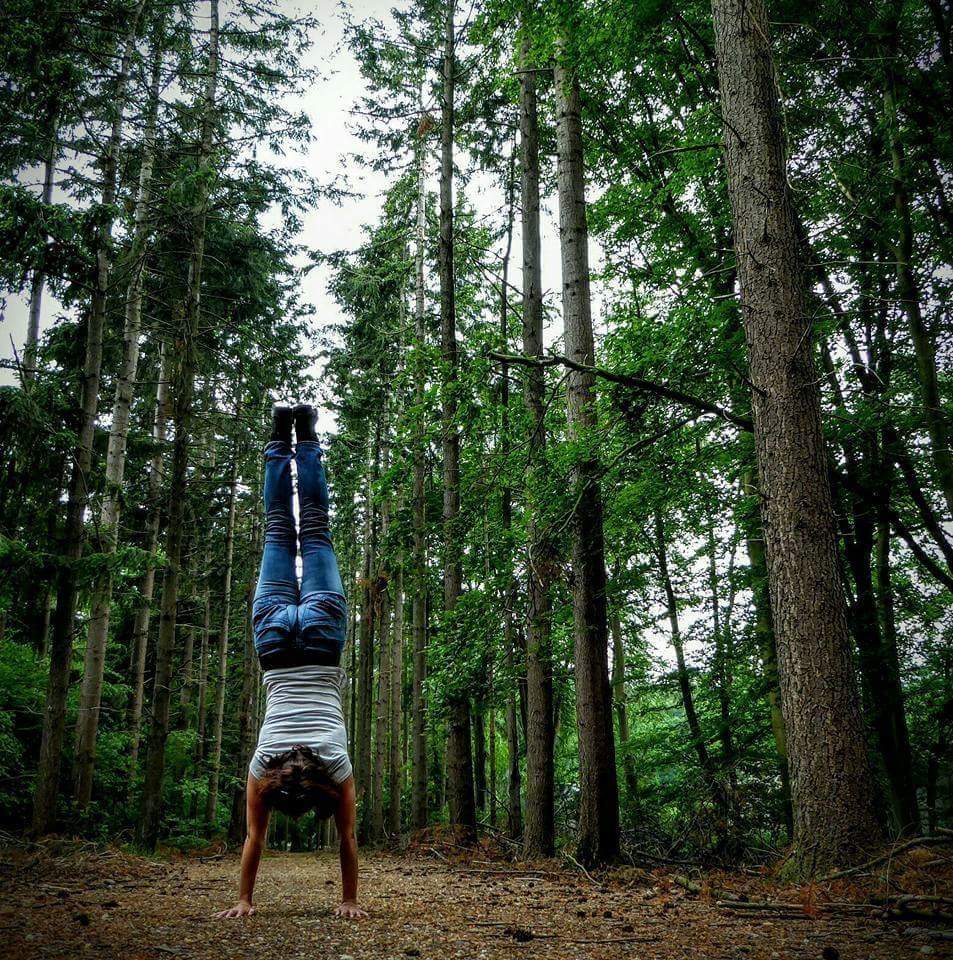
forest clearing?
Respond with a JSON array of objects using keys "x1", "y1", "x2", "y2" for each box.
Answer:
[
  {"x1": 2, "y1": 835, "x2": 951, "y2": 960},
  {"x1": 1, "y1": 0, "x2": 951, "y2": 952}
]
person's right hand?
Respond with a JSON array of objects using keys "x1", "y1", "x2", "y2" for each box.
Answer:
[{"x1": 214, "y1": 901, "x2": 256, "y2": 919}]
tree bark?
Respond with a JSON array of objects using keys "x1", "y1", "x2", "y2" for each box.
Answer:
[
  {"x1": 32, "y1": 0, "x2": 148, "y2": 833},
  {"x1": 72, "y1": 35, "x2": 164, "y2": 809},
  {"x1": 388, "y1": 564, "x2": 404, "y2": 836},
  {"x1": 139, "y1": 0, "x2": 219, "y2": 850},
  {"x1": 128, "y1": 342, "x2": 173, "y2": 769},
  {"x1": 609, "y1": 604, "x2": 638, "y2": 804},
  {"x1": 520, "y1": 18, "x2": 555, "y2": 860},
  {"x1": 356, "y1": 425, "x2": 380, "y2": 840},
  {"x1": 228, "y1": 513, "x2": 262, "y2": 844},
  {"x1": 440, "y1": 0, "x2": 476, "y2": 842},
  {"x1": 554, "y1": 37, "x2": 619, "y2": 867},
  {"x1": 22, "y1": 131, "x2": 56, "y2": 387},
  {"x1": 411, "y1": 84, "x2": 429, "y2": 831},
  {"x1": 205, "y1": 424, "x2": 241, "y2": 830},
  {"x1": 711, "y1": 0, "x2": 881, "y2": 874}
]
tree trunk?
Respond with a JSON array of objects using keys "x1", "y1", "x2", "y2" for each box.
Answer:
[
  {"x1": 883, "y1": 71, "x2": 953, "y2": 516},
  {"x1": 371, "y1": 473, "x2": 391, "y2": 843},
  {"x1": 22, "y1": 131, "x2": 56, "y2": 387},
  {"x1": 128, "y1": 342, "x2": 173, "y2": 769},
  {"x1": 205, "y1": 428, "x2": 240, "y2": 830},
  {"x1": 32, "y1": 0, "x2": 148, "y2": 834},
  {"x1": 505, "y1": 598, "x2": 522, "y2": 841},
  {"x1": 229, "y1": 516, "x2": 262, "y2": 844},
  {"x1": 388, "y1": 564, "x2": 404, "y2": 837},
  {"x1": 656, "y1": 514, "x2": 725, "y2": 829},
  {"x1": 554, "y1": 40, "x2": 619, "y2": 867},
  {"x1": 520, "y1": 24, "x2": 555, "y2": 857},
  {"x1": 609, "y1": 605, "x2": 638, "y2": 804},
  {"x1": 411, "y1": 84, "x2": 429, "y2": 832},
  {"x1": 711, "y1": 0, "x2": 881, "y2": 874},
  {"x1": 440, "y1": 0, "x2": 476, "y2": 842},
  {"x1": 138, "y1": 0, "x2": 219, "y2": 850},
  {"x1": 72, "y1": 36, "x2": 164, "y2": 809},
  {"x1": 356, "y1": 425, "x2": 380, "y2": 841},
  {"x1": 741, "y1": 467, "x2": 793, "y2": 840}
]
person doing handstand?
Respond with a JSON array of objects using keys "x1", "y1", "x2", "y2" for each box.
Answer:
[{"x1": 216, "y1": 404, "x2": 366, "y2": 920}]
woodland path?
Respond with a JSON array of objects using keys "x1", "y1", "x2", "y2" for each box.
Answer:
[{"x1": 0, "y1": 842, "x2": 946, "y2": 960}]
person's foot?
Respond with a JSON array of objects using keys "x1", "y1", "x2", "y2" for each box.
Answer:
[
  {"x1": 270, "y1": 403, "x2": 293, "y2": 445},
  {"x1": 293, "y1": 403, "x2": 319, "y2": 443}
]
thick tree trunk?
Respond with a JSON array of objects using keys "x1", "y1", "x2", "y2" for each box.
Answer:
[
  {"x1": 32, "y1": 0, "x2": 148, "y2": 834},
  {"x1": 741, "y1": 467, "x2": 793, "y2": 840},
  {"x1": 440, "y1": 0, "x2": 476, "y2": 842},
  {"x1": 554, "y1": 43, "x2": 619, "y2": 867},
  {"x1": 138, "y1": 0, "x2": 219, "y2": 850},
  {"x1": 520, "y1": 22, "x2": 555, "y2": 860},
  {"x1": 711, "y1": 0, "x2": 881, "y2": 874},
  {"x1": 411, "y1": 91, "x2": 429, "y2": 831},
  {"x1": 205, "y1": 436, "x2": 240, "y2": 830},
  {"x1": 128, "y1": 342, "x2": 173, "y2": 768},
  {"x1": 72, "y1": 37, "x2": 164, "y2": 809}
]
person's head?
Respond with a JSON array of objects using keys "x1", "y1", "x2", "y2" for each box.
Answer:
[{"x1": 257, "y1": 745, "x2": 342, "y2": 820}]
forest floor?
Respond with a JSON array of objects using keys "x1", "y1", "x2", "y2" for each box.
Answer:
[{"x1": 1, "y1": 834, "x2": 951, "y2": 960}]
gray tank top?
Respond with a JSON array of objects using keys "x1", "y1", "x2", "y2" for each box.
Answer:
[{"x1": 249, "y1": 665, "x2": 353, "y2": 785}]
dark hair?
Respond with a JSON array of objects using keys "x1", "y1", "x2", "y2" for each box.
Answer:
[{"x1": 257, "y1": 745, "x2": 342, "y2": 820}]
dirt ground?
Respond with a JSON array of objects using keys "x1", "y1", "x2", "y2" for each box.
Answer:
[{"x1": 0, "y1": 839, "x2": 950, "y2": 960}]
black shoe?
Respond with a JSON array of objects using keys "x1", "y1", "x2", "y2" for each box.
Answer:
[
  {"x1": 270, "y1": 403, "x2": 293, "y2": 445},
  {"x1": 293, "y1": 403, "x2": 319, "y2": 443}
]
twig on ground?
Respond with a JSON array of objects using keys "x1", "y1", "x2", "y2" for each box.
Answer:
[{"x1": 821, "y1": 835, "x2": 952, "y2": 882}]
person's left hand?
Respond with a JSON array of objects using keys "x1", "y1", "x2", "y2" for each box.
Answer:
[{"x1": 334, "y1": 900, "x2": 368, "y2": 919}]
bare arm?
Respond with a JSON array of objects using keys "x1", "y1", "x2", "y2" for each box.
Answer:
[
  {"x1": 333, "y1": 777, "x2": 367, "y2": 918},
  {"x1": 214, "y1": 773, "x2": 270, "y2": 919}
]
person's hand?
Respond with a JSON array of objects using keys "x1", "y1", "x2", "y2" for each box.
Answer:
[
  {"x1": 214, "y1": 901, "x2": 256, "y2": 919},
  {"x1": 334, "y1": 900, "x2": 368, "y2": 919}
]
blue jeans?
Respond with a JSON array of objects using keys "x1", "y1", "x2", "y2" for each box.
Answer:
[{"x1": 253, "y1": 440, "x2": 347, "y2": 668}]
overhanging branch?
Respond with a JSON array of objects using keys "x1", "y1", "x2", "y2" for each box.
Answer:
[{"x1": 488, "y1": 350, "x2": 754, "y2": 432}]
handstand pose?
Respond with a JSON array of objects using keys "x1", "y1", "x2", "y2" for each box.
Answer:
[{"x1": 216, "y1": 404, "x2": 366, "y2": 920}]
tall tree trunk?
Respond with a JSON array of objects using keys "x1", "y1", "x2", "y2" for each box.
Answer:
[
  {"x1": 883, "y1": 68, "x2": 953, "y2": 516},
  {"x1": 473, "y1": 703, "x2": 487, "y2": 814},
  {"x1": 205, "y1": 426, "x2": 240, "y2": 830},
  {"x1": 520, "y1": 23, "x2": 555, "y2": 857},
  {"x1": 32, "y1": 0, "x2": 148, "y2": 833},
  {"x1": 711, "y1": 0, "x2": 881, "y2": 874},
  {"x1": 128, "y1": 342, "x2": 173, "y2": 768},
  {"x1": 22, "y1": 131, "x2": 56, "y2": 387},
  {"x1": 388, "y1": 564, "x2": 404, "y2": 836},
  {"x1": 356, "y1": 425, "x2": 380, "y2": 840},
  {"x1": 138, "y1": 0, "x2": 219, "y2": 850},
  {"x1": 554, "y1": 35, "x2": 619, "y2": 867},
  {"x1": 194, "y1": 544, "x2": 212, "y2": 767},
  {"x1": 741, "y1": 467, "x2": 793, "y2": 840},
  {"x1": 609, "y1": 604, "x2": 638, "y2": 804},
  {"x1": 72, "y1": 36, "x2": 164, "y2": 809},
  {"x1": 440, "y1": 0, "x2": 476, "y2": 842},
  {"x1": 371, "y1": 450, "x2": 392, "y2": 842},
  {"x1": 410, "y1": 84, "x2": 429, "y2": 831},
  {"x1": 228, "y1": 515, "x2": 262, "y2": 844},
  {"x1": 655, "y1": 514, "x2": 725, "y2": 830},
  {"x1": 505, "y1": 597, "x2": 522, "y2": 841}
]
